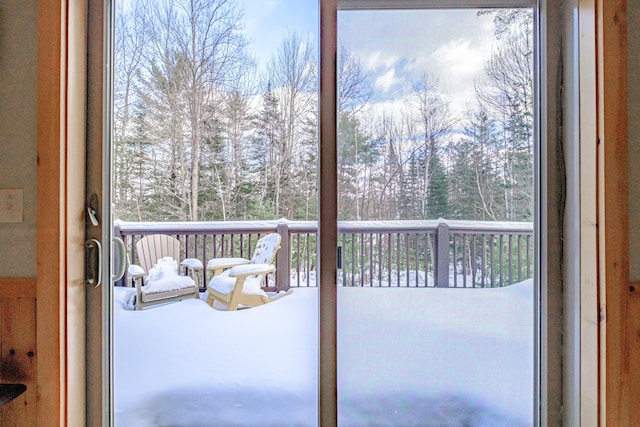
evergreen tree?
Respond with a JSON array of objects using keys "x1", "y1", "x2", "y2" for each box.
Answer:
[
  {"x1": 337, "y1": 112, "x2": 380, "y2": 220},
  {"x1": 449, "y1": 108, "x2": 501, "y2": 220},
  {"x1": 426, "y1": 154, "x2": 449, "y2": 219},
  {"x1": 251, "y1": 82, "x2": 284, "y2": 220}
]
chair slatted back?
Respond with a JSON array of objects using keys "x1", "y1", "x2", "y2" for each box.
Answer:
[
  {"x1": 135, "y1": 234, "x2": 181, "y2": 274},
  {"x1": 250, "y1": 233, "x2": 281, "y2": 265}
]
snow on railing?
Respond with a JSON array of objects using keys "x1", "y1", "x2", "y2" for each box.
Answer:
[{"x1": 115, "y1": 218, "x2": 534, "y2": 290}]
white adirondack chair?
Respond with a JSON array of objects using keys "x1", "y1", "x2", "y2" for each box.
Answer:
[
  {"x1": 128, "y1": 234, "x2": 203, "y2": 310},
  {"x1": 205, "y1": 233, "x2": 281, "y2": 311}
]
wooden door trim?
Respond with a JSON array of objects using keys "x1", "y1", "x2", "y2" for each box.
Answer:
[
  {"x1": 37, "y1": 0, "x2": 65, "y2": 424},
  {"x1": 37, "y1": 0, "x2": 88, "y2": 425}
]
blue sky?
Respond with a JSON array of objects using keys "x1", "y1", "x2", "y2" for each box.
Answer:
[
  {"x1": 238, "y1": 1, "x2": 499, "y2": 114},
  {"x1": 238, "y1": 0, "x2": 318, "y2": 68}
]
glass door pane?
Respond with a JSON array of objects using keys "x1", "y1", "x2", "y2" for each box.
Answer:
[
  {"x1": 337, "y1": 7, "x2": 536, "y2": 426},
  {"x1": 112, "y1": 0, "x2": 319, "y2": 425}
]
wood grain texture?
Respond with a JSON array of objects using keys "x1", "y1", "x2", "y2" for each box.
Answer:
[
  {"x1": 0, "y1": 279, "x2": 37, "y2": 298},
  {"x1": 598, "y1": 0, "x2": 637, "y2": 425},
  {"x1": 0, "y1": 296, "x2": 37, "y2": 426},
  {"x1": 37, "y1": 0, "x2": 64, "y2": 425}
]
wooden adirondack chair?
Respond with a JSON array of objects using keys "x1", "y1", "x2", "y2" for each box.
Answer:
[
  {"x1": 127, "y1": 234, "x2": 203, "y2": 310},
  {"x1": 205, "y1": 233, "x2": 281, "y2": 311}
]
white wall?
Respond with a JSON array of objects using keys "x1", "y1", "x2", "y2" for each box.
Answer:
[
  {"x1": 0, "y1": 0, "x2": 38, "y2": 276},
  {"x1": 628, "y1": 0, "x2": 640, "y2": 281}
]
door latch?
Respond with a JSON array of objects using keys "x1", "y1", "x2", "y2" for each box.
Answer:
[{"x1": 87, "y1": 193, "x2": 99, "y2": 226}]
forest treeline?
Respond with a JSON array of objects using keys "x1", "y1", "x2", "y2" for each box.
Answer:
[{"x1": 113, "y1": 0, "x2": 534, "y2": 223}]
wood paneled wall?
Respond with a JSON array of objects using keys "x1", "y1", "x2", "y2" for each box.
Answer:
[
  {"x1": 596, "y1": 0, "x2": 640, "y2": 425},
  {"x1": 0, "y1": 278, "x2": 37, "y2": 426}
]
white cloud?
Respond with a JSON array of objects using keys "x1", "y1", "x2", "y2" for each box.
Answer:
[
  {"x1": 429, "y1": 38, "x2": 488, "y2": 81},
  {"x1": 374, "y1": 68, "x2": 400, "y2": 93},
  {"x1": 367, "y1": 97, "x2": 408, "y2": 121},
  {"x1": 363, "y1": 51, "x2": 399, "y2": 72}
]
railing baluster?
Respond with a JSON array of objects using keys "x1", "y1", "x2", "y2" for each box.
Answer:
[
  {"x1": 527, "y1": 234, "x2": 531, "y2": 279},
  {"x1": 452, "y1": 234, "x2": 457, "y2": 288},
  {"x1": 508, "y1": 234, "x2": 513, "y2": 286},
  {"x1": 517, "y1": 235, "x2": 522, "y2": 282},
  {"x1": 129, "y1": 235, "x2": 136, "y2": 268},
  {"x1": 387, "y1": 233, "x2": 392, "y2": 287},
  {"x1": 414, "y1": 233, "x2": 419, "y2": 287},
  {"x1": 360, "y1": 233, "x2": 365, "y2": 287},
  {"x1": 195, "y1": 234, "x2": 200, "y2": 264},
  {"x1": 378, "y1": 233, "x2": 382, "y2": 287},
  {"x1": 350, "y1": 233, "x2": 355, "y2": 287},
  {"x1": 369, "y1": 233, "x2": 373, "y2": 287},
  {"x1": 341, "y1": 234, "x2": 346, "y2": 287},
  {"x1": 425, "y1": 233, "x2": 430, "y2": 287},
  {"x1": 462, "y1": 234, "x2": 467, "y2": 287},
  {"x1": 202, "y1": 235, "x2": 208, "y2": 287},
  {"x1": 403, "y1": 233, "x2": 408, "y2": 287},
  {"x1": 435, "y1": 221, "x2": 450, "y2": 288},
  {"x1": 396, "y1": 233, "x2": 400, "y2": 288},
  {"x1": 306, "y1": 233, "x2": 310, "y2": 287},
  {"x1": 297, "y1": 234, "x2": 301, "y2": 286},
  {"x1": 471, "y1": 235, "x2": 477, "y2": 288},
  {"x1": 499, "y1": 235, "x2": 504, "y2": 287},
  {"x1": 489, "y1": 234, "x2": 496, "y2": 288},
  {"x1": 480, "y1": 234, "x2": 486, "y2": 287}
]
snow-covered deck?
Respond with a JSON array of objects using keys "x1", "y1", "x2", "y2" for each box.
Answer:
[{"x1": 114, "y1": 280, "x2": 534, "y2": 426}]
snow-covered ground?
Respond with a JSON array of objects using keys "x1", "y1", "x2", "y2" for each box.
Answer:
[{"x1": 114, "y1": 280, "x2": 534, "y2": 426}]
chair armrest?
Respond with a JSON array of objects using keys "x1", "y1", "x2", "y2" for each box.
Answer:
[
  {"x1": 128, "y1": 264, "x2": 145, "y2": 279},
  {"x1": 206, "y1": 258, "x2": 251, "y2": 271},
  {"x1": 180, "y1": 258, "x2": 204, "y2": 271},
  {"x1": 228, "y1": 263, "x2": 275, "y2": 278}
]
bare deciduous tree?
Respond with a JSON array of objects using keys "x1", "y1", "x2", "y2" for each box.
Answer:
[
  {"x1": 410, "y1": 75, "x2": 455, "y2": 219},
  {"x1": 266, "y1": 31, "x2": 317, "y2": 218},
  {"x1": 142, "y1": 0, "x2": 249, "y2": 220},
  {"x1": 475, "y1": 9, "x2": 534, "y2": 221}
]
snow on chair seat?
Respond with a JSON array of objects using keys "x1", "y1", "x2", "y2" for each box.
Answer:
[
  {"x1": 140, "y1": 257, "x2": 198, "y2": 302},
  {"x1": 208, "y1": 264, "x2": 276, "y2": 296},
  {"x1": 127, "y1": 235, "x2": 203, "y2": 310}
]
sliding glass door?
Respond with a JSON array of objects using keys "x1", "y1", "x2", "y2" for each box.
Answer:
[
  {"x1": 334, "y1": 2, "x2": 538, "y2": 426},
  {"x1": 110, "y1": 0, "x2": 320, "y2": 425}
]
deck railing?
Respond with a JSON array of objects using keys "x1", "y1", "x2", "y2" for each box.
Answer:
[{"x1": 115, "y1": 218, "x2": 534, "y2": 291}]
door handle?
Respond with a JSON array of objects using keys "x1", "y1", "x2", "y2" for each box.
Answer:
[
  {"x1": 112, "y1": 237, "x2": 126, "y2": 281},
  {"x1": 85, "y1": 238, "x2": 102, "y2": 287}
]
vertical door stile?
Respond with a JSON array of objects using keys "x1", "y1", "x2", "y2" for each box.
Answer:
[{"x1": 319, "y1": 0, "x2": 339, "y2": 426}]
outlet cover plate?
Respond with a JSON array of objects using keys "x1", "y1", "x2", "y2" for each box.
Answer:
[{"x1": 0, "y1": 189, "x2": 23, "y2": 223}]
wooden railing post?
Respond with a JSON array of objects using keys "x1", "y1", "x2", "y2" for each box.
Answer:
[
  {"x1": 435, "y1": 220, "x2": 450, "y2": 288},
  {"x1": 276, "y1": 221, "x2": 290, "y2": 291}
]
